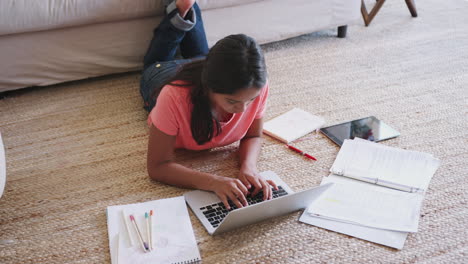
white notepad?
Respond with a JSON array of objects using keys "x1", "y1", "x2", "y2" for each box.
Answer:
[
  {"x1": 106, "y1": 196, "x2": 201, "y2": 264},
  {"x1": 263, "y1": 108, "x2": 325, "y2": 143}
]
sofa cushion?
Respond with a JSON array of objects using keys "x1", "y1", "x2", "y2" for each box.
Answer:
[
  {"x1": 198, "y1": 0, "x2": 263, "y2": 10},
  {"x1": 0, "y1": 132, "x2": 5, "y2": 198},
  {"x1": 0, "y1": 0, "x2": 263, "y2": 36}
]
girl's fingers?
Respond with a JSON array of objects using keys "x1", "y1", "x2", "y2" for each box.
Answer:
[
  {"x1": 236, "y1": 180, "x2": 249, "y2": 196},
  {"x1": 239, "y1": 177, "x2": 251, "y2": 190},
  {"x1": 267, "y1": 179, "x2": 278, "y2": 190},
  {"x1": 260, "y1": 179, "x2": 271, "y2": 200},
  {"x1": 250, "y1": 178, "x2": 263, "y2": 197},
  {"x1": 220, "y1": 195, "x2": 231, "y2": 210},
  {"x1": 227, "y1": 191, "x2": 244, "y2": 209},
  {"x1": 233, "y1": 187, "x2": 248, "y2": 207},
  {"x1": 220, "y1": 178, "x2": 281, "y2": 209}
]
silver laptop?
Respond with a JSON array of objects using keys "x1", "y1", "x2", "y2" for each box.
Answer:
[{"x1": 184, "y1": 171, "x2": 332, "y2": 235}]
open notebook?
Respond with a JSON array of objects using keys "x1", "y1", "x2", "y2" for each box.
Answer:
[
  {"x1": 329, "y1": 138, "x2": 440, "y2": 193},
  {"x1": 300, "y1": 138, "x2": 440, "y2": 248},
  {"x1": 106, "y1": 196, "x2": 201, "y2": 264}
]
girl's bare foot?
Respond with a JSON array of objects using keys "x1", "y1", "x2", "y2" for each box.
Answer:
[{"x1": 176, "y1": 0, "x2": 195, "y2": 18}]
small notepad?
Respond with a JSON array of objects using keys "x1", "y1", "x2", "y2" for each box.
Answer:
[
  {"x1": 106, "y1": 196, "x2": 201, "y2": 264},
  {"x1": 263, "y1": 108, "x2": 325, "y2": 143}
]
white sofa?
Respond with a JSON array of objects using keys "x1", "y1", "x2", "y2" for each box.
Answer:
[
  {"x1": 0, "y1": 132, "x2": 6, "y2": 198},
  {"x1": 0, "y1": 0, "x2": 361, "y2": 92}
]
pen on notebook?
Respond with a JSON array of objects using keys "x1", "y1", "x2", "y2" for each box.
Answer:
[
  {"x1": 130, "y1": 215, "x2": 149, "y2": 252},
  {"x1": 149, "y1": 210, "x2": 154, "y2": 250},
  {"x1": 145, "y1": 212, "x2": 151, "y2": 251},
  {"x1": 285, "y1": 144, "x2": 317, "y2": 161},
  {"x1": 122, "y1": 210, "x2": 135, "y2": 246}
]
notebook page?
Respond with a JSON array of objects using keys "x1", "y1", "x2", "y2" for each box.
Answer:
[
  {"x1": 331, "y1": 139, "x2": 439, "y2": 191},
  {"x1": 107, "y1": 196, "x2": 201, "y2": 264},
  {"x1": 378, "y1": 148, "x2": 439, "y2": 191},
  {"x1": 330, "y1": 139, "x2": 357, "y2": 176},
  {"x1": 307, "y1": 177, "x2": 423, "y2": 232}
]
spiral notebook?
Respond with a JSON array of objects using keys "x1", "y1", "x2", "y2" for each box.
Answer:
[{"x1": 106, "y1": 196, "x2": 201, "y2": 264}]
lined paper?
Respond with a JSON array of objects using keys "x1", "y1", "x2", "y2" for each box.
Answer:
[
  {"x1": 331, "y1": 138, "x2": 440, "y2": 191},
  {"x1": 308, "y1": 178, "x2": 423, "y2": 232}
]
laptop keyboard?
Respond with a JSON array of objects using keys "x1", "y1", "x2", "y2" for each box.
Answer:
[{"x1": 199, "y1": 186, "x2": 288, "y2": 228}]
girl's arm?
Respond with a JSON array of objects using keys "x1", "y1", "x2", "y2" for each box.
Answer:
[
  {"x1": 147, "y1": 124, "x2": 248, "y2": 209},
  {"x1": 238, "y1": 118, "x2": 278, "y2": 201}
]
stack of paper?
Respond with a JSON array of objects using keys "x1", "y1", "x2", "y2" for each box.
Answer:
[{"x1": 300, "y1": 138, "x2": 440, "y2": 249}]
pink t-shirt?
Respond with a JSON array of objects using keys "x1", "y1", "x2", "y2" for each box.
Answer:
[{"x1": 148, "y1": 82, "x2": 269, "y2": 150}]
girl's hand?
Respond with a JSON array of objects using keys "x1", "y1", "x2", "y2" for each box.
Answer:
[
  {"x1": 238, "y1": 166, "x2": 278, "y2": 201},
  {"x1": 211, "y1": 176, "x2": 249, "y2": 210}
]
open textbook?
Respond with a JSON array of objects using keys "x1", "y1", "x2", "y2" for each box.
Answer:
[
  {"x1": 106, "y1": 196, "x2": 201, "y2": 264},
  {"x1": 300, "y1": 138, "x2": 440, "y2": 248}
]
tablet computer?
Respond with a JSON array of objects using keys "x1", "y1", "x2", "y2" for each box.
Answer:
[{"x1": 320, "y1": 116, "x2": 400, "y2": 146}]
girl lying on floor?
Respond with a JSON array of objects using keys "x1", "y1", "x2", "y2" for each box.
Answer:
[{"x1": 140, "y1": 0, "x2": 277, "y2": 210}]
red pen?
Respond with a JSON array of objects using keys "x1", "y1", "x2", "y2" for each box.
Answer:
[{"x1": 285, "y1": 144, "x2": 317, "y2": 161}]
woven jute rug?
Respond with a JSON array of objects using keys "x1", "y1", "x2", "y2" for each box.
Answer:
[{"x1": 1, "y1": 0, "x2": 467, "y2": 263}]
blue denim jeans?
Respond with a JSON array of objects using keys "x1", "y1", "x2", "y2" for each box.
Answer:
[{"x1": 140, "y1": 2, "x2": 209, "y2": 112}]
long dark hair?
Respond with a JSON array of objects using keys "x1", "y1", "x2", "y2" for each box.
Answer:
[{"x1": 155, "y1": 34, "x2": 267, "y2": 145}]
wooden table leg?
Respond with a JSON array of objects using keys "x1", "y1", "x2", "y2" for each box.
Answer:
[
  {"x1": 361, "y1": 0, "x2": 387, "y2": 26},
  {"x1": 405, "y1": 0, "x2": 418, "y2": 17},
  {"x1": 361, "y1": 0, "x2": 418, "y2": 26}
]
